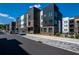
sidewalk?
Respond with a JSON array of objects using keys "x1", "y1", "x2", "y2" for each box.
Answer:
[{"x1": 23, "y1": 34, "x2": 79, "y2": 54}]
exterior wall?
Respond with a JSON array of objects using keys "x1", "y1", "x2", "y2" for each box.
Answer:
[
  {"x1": 28, "y1": 8, "x2": 34, "y2": 27},
  {"x1": 40, "y1": 11, "x2": 43, "y2": 33},
  {"x1": 10, "y1": 22, "x2": 16, "y2": 33},
  {"x1": 19, "y1": 14, "x2": 29, "y2": 33},
  {"x1": 5, "y1": 24, "x2": 10, "y2": 32},
  {"x1": 41, "y1": 26, "x2": 54, "y2": 35},
  {"x1": 74, "y1": 17, "x2": 79, "y2": 34},
  {"x1": 62, "y1": 17, "x2": 75, "y2": 34},
  {"x1": 54, "y1": 4, "x2": 62, "y2": 34},
  {"x1": 62, "y1": 17, "x2": 69, "y2": 34},
  {"x1": 24, "y1": 14, "x2": 28, "y2": 33},
  {"x1": 20, "y1": 15, "x2": 24, "y2": 29},
  {"x1": 69, "y1": 18, "x2": 74, "y2": 34},
  {"x1": 43, "y1": 4, "x2": 54, "y2": 27},
  {"x1": 34, "y1": 7, "x2": 40, "y2": 34},
  {"x1": 43, "y1": 4, "x2": 62, "y2": 35},
  {"x1": 27, "y1": 7, "x2": 40, "y2": 34},
  {"x1": 40, "y1": 11, "x2": 43, "y2": 28},
  {"x1": 43, "y1": 4, "x2": 54, "y2": 34},
  {"x1": 16, "y1": 17, "x2": 21, "y2": 32},
  {"x1": 16, "y1": 14, "x2": 27, "y2": 33}
]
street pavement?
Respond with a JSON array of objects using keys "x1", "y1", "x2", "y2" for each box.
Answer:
[
  {"x1": 23, "y1": 34, "x2": 79, "y2": 54},
  {"x1": 0, "y1": 30, "x2": 79, "y2": 55}
]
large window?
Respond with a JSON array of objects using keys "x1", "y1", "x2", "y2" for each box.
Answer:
[
  {"x1": 50, "y1": 11, "x2": 53, "y2": 16},
  {"x1": 48, "y1": 28, "x2": 52, "y2": 33},
  {"x1": 64, "y1": 29, "x2": 67, "y2": 31},
  {"x1": 64, "y1": 21, "x2": 68, "y2": 23},
  {"x1": 54, "y1": 20, "x2": 57, "y2": 25},
  {"x1": 43, "y1": 28, "x2": 47, "y2": 32},
  {"x1": 64, "y1": 25, "x2": 68, "y2": 27},
  {"x1": 49, "y1": 11, "x2": 51, "y2": 16},
  {"x1": 41, "y1": 15, "x2": 43, "y2": 20},
  {"x1": 70, "y1": 29, "x2": 74, "y2": 32},
  {"x1": 54, "y1": 11, "x2": 58, "y2": 17},
  {"x1": 28, "y1": 15, "x2": 31, "y2": 20},
  {"x1": 77, "y1": 21, "x2": 79, "y2": 27},
  {"x1": 44, "y1": 14, "x2": 46, "y2": 17},
  {"x1": 49, "y1": 19, "x2": 53, "y2": 25},
  {"x1": 28, "y1": 22, "x2": 31, "y2": 26}
]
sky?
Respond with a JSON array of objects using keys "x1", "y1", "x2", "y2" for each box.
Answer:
[
  {"x1": 56, "y1": 3, "x2": 79, "y2": 17},
  {"x1": 0, "y1": 3, "x2": 49, "y2": 24},
  {"x1": 1, "y1": 3, "x2": 79, "y2": 24}
]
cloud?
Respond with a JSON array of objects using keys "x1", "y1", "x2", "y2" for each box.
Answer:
[
  {"x1": 34, "y1": 4, "x2": 41, "y2": 8},
  {"x1": 0, "y1": 13, "x2": 15, "y2": 20},
  {"x1": 0, "y1": 13, "x2": 9, "y2": 17},
  {"x1": 29, "y1": 4, "x2": 41, "y2": 8},
  {"x1": 29, "y1": 6, "x2": 33, "y2": 8},
  {"x1": 9, "y1": 16, "x2": 15, "y2": 20},
  {"x1": 0, "y1": 23, "x2": 4, "y2": 24}
]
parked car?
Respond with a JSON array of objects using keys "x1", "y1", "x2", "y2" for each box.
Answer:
[{"x1": 19, "y1": 31, "x2": 26, "y2": 35}]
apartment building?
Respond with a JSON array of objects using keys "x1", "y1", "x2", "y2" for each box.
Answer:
[
  {"x1": 69, "y1": 18, "x2": 75, "y2": 34},
  {"x1": 27, "y1": 7, "x2": 40, "y2": 34},
  {"x1": 10, "y1": 21, "x2": 16, "y2": 33},
  {"x1": 74, "y1": 17, "x2": 79, "y2": 34},
  {"x1": 62, "y1": 17, "x2": 79, "y2": 34},
  {"x1": 42, "y1": 4, "x2": 62, "y2": 35},
  {"x1": 5, "y1": 24, "x2": 10, "y2": 32},
  {"x1": 16, "y1": 4, "x2": 63, "y2": 35},
  {"x1": 62, "y1": 17, "x2": 75, "y2": 34},
  {"x1": 16, "y1": 17, "x2": 20, "y2": 32},
  {"x1": 62, "y1": 17, "x2": 70, "y2": 34},
  {"x1": 23, "y1": 13, "x2": 28, "y2": 33},
  {"x1": 40, "y1": 11, "x2": 43, "y2": 32},
  {"x1": 16, "y1": 15, "x2": 24, "y2": 33},
  {"x1": 16, "y1": 14, "x2": 28, "y2": 33}
]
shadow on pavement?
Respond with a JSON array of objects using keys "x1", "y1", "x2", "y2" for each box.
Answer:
[{"x1": 0, "y1": 38, "x2": 29, "y2": 55}]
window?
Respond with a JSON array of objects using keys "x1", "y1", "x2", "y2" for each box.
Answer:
[
  {"x1": 64, "y1": 25, "x2": 68, "y2": 27},
  {"x1": 77, "y1": 22, "x2": 79, "y2": 27},
  {"x1": 70, "y1": 29, "x2": 74, "y2": 32},
  {"x1": 49, "y1": 12, "x2": 50, "y2": 16},
  {"x1": 64, "y1": 29, "x2": 67, "y2": 31},
  {"x1": 28, "y1": 15, "x2": 31, "y2": 20},
  {"x1": 28, "y1": 22, "x2": 31, "y2": 26},
  {"x1": 54, "y1": 11, "x2": 58, "y2": 17},
  {"x1": 49, "y1": 11, "x2": 52, "y2": 16},
  {"x1": 54, "y1": 20, "x2": 57, "y2": 25},
  {"x1": 41, "y1": 15, "x2": 43, "y2": 20},
  {"x1": 50, "y1": 11, "x2": 53, "y2": 16},
  {"x1": 44, "y1": 14, "x2": 46, "y2": 17},
  {"x1": 64, "y1": 21, "x2": 68, "y2": 23},
  {"x1": 49, "y1": 20, "x2": 53, "y2": 25},
  {"x1": 48, "y1": 28, "x2": 52, "y2": 33},
  {"x1": 43, "y1": 28, "x2": 47, "y2": 32},
  {"x1": 24, "y1": 23, "x2": 26, "y2": 26}
]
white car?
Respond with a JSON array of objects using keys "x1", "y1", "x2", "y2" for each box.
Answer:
[{"x1": 19, "y1": 31, "x2": 26, "y2": 35}]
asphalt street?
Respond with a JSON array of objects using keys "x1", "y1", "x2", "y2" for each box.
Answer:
[{"x1": 0, "y1": 30, "x2": 79, "y2": 55}]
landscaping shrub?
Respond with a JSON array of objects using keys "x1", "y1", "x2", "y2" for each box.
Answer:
[
  {"x1": 75, "y1": 34, "x2": 79, "y2": 39},
  {"x1": 55, "y1": 33, "x2": 60, "y2": 36},
  {"x1": 70, "y1": 35, "x2": 74, "y2": 38}
]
